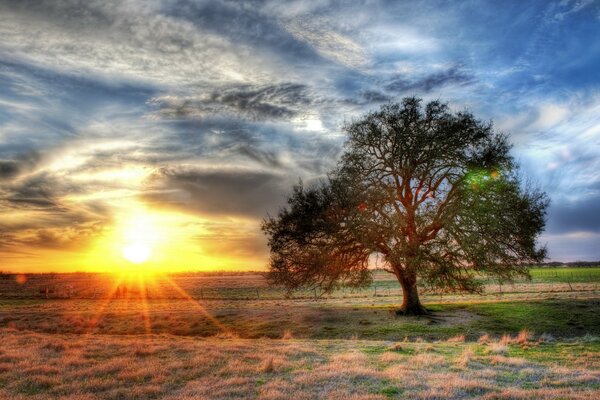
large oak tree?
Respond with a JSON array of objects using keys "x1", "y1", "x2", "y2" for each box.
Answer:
[{"x1": 262, "y1": 98, "x2": 548, "y2": 314}]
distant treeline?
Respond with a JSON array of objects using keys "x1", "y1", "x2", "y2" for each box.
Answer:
[{"x1": 532, "y1": 261, "x2": 600, "y2": 268}]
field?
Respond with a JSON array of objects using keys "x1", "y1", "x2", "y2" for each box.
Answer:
[{"x1": 1, "y1": 267, "x2": 599, "y2": 399}]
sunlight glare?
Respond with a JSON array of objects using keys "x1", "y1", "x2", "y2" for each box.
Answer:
[{"x1": 122, "y1": 242, "x2": 151, "y2": 264}]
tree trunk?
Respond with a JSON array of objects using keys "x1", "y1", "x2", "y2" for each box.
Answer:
[{"x1": 396, "y1": 274, "x2": 428, "y2": 315}]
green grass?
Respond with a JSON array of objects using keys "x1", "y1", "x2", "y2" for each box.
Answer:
[
  {"x1": 431, "y1": 299, "x2": 600, "y2": 337},
  {"x1": 2, "y1": 297, "x2": 598, "y2": 340},
  {"x1": 528, "y1": 267, "x2": 600, "y2": 283}
]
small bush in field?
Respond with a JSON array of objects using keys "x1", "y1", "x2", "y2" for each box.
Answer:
[
  {"x1": 478, "y1": 333, "x2": 491, "y2": 344},
  {"x1": 499, "y1": 334, "x2": 512, "y2": 345},
  {"x1": 447, "y1": 334, "x2": 465, "y2": 343},
  {"x1": 388, "y1": 343, "x2": 404, "y2": 352},
  {"x1": 515, "y1": 329, "x2": 532, "y2": 345}
]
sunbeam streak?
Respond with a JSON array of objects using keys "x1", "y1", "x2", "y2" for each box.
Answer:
[{"x1": 161, "y1": 274, "x2": 231, "y2": 335}]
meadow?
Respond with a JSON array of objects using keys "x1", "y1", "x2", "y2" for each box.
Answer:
[{"x1": 0, "y1": 267, "x2": 599, "y2": 399}]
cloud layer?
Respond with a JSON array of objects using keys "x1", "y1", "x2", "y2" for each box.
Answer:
[{"x1": 1, "y1": 0, "x2": 600, "y2": 269}]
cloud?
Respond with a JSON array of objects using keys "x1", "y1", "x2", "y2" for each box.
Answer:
[
  {"x1": 149, "y1": 83, "x2": 313, "y2": 121},
  {"x1": 141, "y1": 166, "x2": 289, "y2": 218},
  {"x1": 1, "y1": 0, "x2": 600, "y2": 267},
  {"x1": 386, "y1": 66, "x2": 475, "y2": 93},
  {"x1": 283, "y1": 18, "x2": 370, "y2": 69},
  {"x1": 541, "y1": 231, "x2": 600, "y2": 261},
  {"x1": 194, "y1": 221, "x2": 268, "y2": 259},
  {"x1": 0, "y1": 168, "x2": 112, "y2": 252},
  {"x1": 0, "y1": 221, "x2": 105, "y2": 251},
  {"x1": 361, "y1": 90, "x2": 392, "y2": 104},
  {"x1": 0, "y1": 0, "x2": 275, "y2": 87},
  {"x1": 553, "y1": 0, "x2": 598, "y2": 21},
  {"x1": 546, "y1": 193, "x2": 600, "y2": 234}
]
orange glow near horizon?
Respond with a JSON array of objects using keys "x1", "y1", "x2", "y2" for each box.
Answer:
[{"x1": 3, "y1": 201, "x2": 266, "y2": 274}]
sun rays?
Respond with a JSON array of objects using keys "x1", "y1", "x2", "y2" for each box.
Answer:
[{"x1": 83, "y1": 271, "x2": 230, "y2": 338}]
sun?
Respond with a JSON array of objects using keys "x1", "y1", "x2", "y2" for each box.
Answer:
[{"x1": 122, "y1": 242, "x2": 151, "y2": 264}]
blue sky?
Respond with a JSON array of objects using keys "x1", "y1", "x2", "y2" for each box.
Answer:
[{"x1": 1, "y1": 0, "x2": 599, "y2": 269}]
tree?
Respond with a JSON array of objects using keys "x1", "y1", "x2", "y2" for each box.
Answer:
[{"x1": 262, "y1": 98, "x2": 548, "y2": 315}]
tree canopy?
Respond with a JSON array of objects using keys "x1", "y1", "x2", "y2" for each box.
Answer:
[{"x1": 262, "y1": 97, "x2": 548, "y2": 314}]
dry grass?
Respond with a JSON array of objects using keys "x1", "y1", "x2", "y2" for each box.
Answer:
[
  {"x1": 0, "y1": 328, "x2": 599, "y2": 399},
  {"x1": 261, "y1": 357, "x2": 274, "y2": 373},
  {"x1": 515, "y1": 329, "x2": 533, "y2": 344},
  {"x1": 478, "y1": 333, "x2": 491, "y2": 344},
  {"x1": 447, "y1": 334, "x2": 466, "y2": 343},
  {"x1": 488, "y1": 342, "x2": 509, "y2": 355},
  {"x1": 1, "y1": 271, "x2": 600, "y2": 399},
  {"x1": 457, "y1": 347, "x2": 475, "y2": 368},
  {"x1": 281, "y1": 330, "x2": 293, "y2": 340},
  {"x1": 387, "y1": 342, "x2": 404, "y2": 352}
]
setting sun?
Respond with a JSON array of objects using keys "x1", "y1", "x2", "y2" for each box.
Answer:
[{"x1": 122, "y1": 242, "x2": 151, "y2": 264}]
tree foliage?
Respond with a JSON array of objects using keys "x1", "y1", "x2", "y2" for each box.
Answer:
[{"x1": 262, "y1": 98, "x2": 548, "y2": 314}]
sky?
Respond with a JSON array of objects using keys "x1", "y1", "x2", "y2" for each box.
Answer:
[{"x1": 1, "y1": 0, "x2": 599, "y2": 272}]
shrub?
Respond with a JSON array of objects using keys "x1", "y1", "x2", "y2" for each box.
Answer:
[
  {"x1": 514, "y1": 329, "x2": 532, "y2": 345},
  {"x1": 478, "y1": 333, "x2": 491, "y2": 344},
  {"x1": 447, "y1": 334, "x2": 465, "y2": 343}
]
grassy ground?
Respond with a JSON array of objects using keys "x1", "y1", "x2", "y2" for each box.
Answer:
[
  {"x1": 1, "y1": 298, "x2": 599, "y2": 340},
  {"x1": 1, "y1": 269, "x2": 599, "y2": 398},
  {"x1": 1, "y1": 267, "x2": 599, "y2": 300},
  {"x1": 0, "y1": 328, "x2": 598, "y2": 400}
]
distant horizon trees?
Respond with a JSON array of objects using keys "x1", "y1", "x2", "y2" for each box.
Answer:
[{"x1": 263, "y1": 97, "x2": 548, "y2": 315}]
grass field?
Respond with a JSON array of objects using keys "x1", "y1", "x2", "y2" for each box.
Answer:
[{"x1": 1, "y1": 267, "x2": 599, "y2": 399}]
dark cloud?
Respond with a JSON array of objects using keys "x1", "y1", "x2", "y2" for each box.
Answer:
[
  {"x1": 150, "y1": 83, "x2": 312, "y2": 121},
  {"x1": 0, "y1": 152, "x2": 41, "y2": 180},
  {"x1": 361, "y1": 90, "x2": 392, "y2": 104},
  {"x1": 141, "y1": 167, "x2": 289, "y2": 218},
  {"x1": 386, "y1": 66, "x2": 475, "y2": 93},
  {"x1": 0, "y1": 161, "x2": 19, "y2": 179},
  {"x1": 194, "y1": 222, "x2": 268, "y2": 258},
  {"x1": 546, "y1": 194, "x2": 600, "y2": 234},
  {"x1": 2, "y1": 173, "x2": 76, "y2": 210},
  {"x1": 0, "y1": 221, "x2": 105, "y2": 251},
  {"x1": 0, "y1": 169, "x2": 112, "y2": 247}
]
